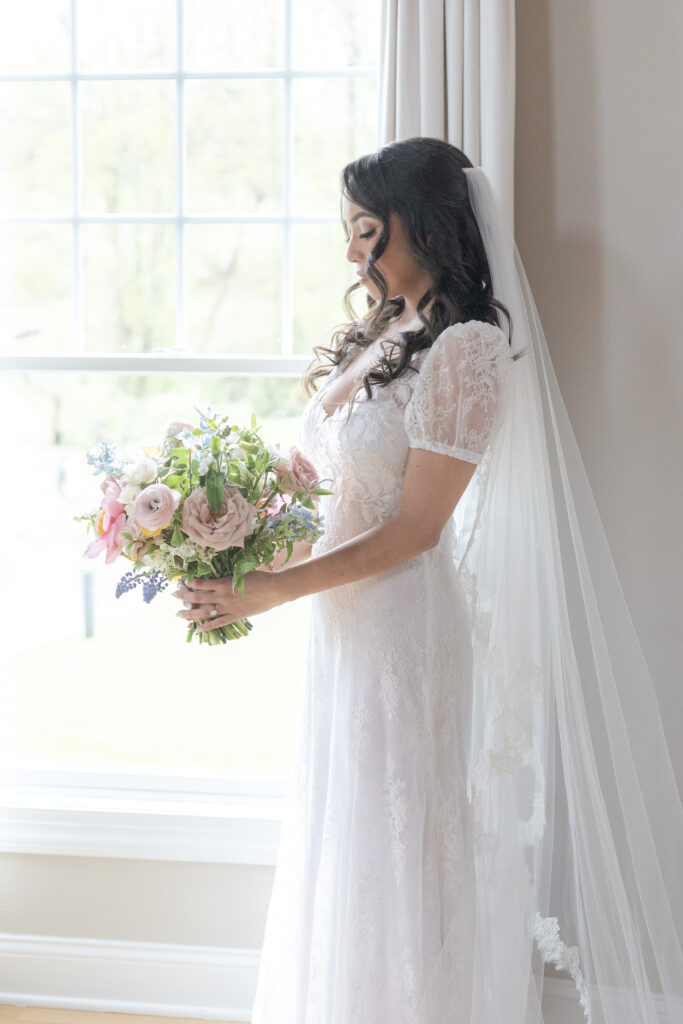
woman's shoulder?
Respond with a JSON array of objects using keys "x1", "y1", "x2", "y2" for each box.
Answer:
[
  {"x1": 436, "y1": 318, "x2": 508, "y2": 347},
  {"x1": 411, "y1": 319, "x2": 508, "y2": 367}
]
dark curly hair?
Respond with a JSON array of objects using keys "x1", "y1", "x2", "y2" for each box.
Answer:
[{"x1": 303, "y1": 137, "x2": 513, "y2": 416}]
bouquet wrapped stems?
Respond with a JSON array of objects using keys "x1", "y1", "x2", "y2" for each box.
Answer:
[{"x1": 186, "y1": 617, "x2": 253, "y2": 644}]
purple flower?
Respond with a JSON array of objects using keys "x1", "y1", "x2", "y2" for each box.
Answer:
[{"x1": 115, "y1": 571, "x2": 169, "y2": 603}]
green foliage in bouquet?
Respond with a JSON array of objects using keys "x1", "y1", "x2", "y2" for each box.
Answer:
[{"x1": 80, "y1": 408, "x2": 332, "y2": 645}]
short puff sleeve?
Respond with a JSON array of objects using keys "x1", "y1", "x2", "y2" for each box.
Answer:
[{"x1": 405, "y1": 320, "x2": 511, "y2": 464}]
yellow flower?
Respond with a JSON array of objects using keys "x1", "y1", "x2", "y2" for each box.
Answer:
[{"x1": 140, "y1": 523, "x2": 168, "y2": 539}]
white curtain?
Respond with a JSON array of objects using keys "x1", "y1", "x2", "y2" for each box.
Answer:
[{"x1": 378, "y1": 0, "x2": 516, "y2": 232}]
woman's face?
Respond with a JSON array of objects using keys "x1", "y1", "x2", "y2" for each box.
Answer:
[{"x1": 341, "y1": 194, "x2": 432, "y2": 305}]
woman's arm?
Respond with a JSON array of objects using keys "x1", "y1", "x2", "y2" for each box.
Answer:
[
  {"x1": 277, "y1": 446, "x2": 475, "y2": 601},
  {"x1": 174, "y1": 447, "x2": 476, "y2": 629}
]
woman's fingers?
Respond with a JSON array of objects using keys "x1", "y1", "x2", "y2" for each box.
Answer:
[
  {"x1": 181, "y1": 581, "x2": 224, "y2": 598},
  {"x1": 196, "y1": 613, "x2": 237, "y2": 632},
  {"x1": 176, "y1": 603, "x2": 220, "y2": 622},
  {"x1": 172, "y1": 573, "x2": 266, "y2": 631},
  {"x1": 173, "y1": 577, "x2": 233, "y2": 599}
]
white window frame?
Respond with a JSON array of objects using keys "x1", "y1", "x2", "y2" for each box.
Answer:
[
  {"x1": 0, "y1": 0, "x2": 379, "y2": 863},
  {"x1": 1, "y1": 0, "x2": 376, "y2": 364}
]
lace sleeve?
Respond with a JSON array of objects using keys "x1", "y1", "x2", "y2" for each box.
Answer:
[{"x1": 404, "y1": 320, "x2": 511, "y2": 464}]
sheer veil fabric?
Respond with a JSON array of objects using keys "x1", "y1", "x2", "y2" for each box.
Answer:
[{"x1": 448, "y1": 167, "x2": 683, "y2": 1023}]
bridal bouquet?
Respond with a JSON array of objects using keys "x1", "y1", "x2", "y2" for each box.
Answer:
[{"x1": 78, "y1": 408, "x2": 329, "y2": 644}]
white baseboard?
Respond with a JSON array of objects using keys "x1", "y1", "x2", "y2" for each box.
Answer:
[
  {"x1": 0, "y1": 933, "x2": 680, "y2": 1024},
  {"x1": 0, "y1": 933, "x2": 259, "y2": 1021}
]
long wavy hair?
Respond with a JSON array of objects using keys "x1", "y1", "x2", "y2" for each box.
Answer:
[{"x1": 303, "y1": 137, "x2": 513, "y2": 416}]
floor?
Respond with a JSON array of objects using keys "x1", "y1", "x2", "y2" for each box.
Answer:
[{"x1": 0, "y1": 1009, "x2": 245, "y2": 1024}]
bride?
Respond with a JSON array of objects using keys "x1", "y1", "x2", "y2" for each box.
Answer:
[{"x1": 173, "y1": 139, "x2": 682, "y2": 1023}]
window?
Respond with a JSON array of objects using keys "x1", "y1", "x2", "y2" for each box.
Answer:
[{"x1": 0, "y1": 0, "x2": 380, "y2": 847}]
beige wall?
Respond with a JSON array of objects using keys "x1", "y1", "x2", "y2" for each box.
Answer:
[
  {"x1": 0, "y1": 853, "x2": 272, "y2": 947},
  {"x1": 515, "y1": 0, "x2": 683, "y2": 781},
  {"x1": 2, "y1": 0, "x2": 681, "y2": 957}
]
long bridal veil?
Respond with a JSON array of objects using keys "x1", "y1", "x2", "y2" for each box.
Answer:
[{"x1": 447, "y1": 166, "x2": 682, "y2": 1024}]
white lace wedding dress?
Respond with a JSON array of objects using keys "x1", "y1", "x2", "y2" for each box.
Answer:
[{"x1": 251, "y1": 320, "x2": 513, "y2": 1024}]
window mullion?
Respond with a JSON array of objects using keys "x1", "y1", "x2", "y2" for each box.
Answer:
[
  {"x1": 0, "y1": 353, "x2": 311, "y2": 374},
  {"x1": 176, "y1": 0, "x2": 186, "y2": 352},
  {"x1": 70, "y1": 0, "x2": 83, "y2": 353},
  {"x1": 280, "y1": 0, "x2": 294, "y2": 358},
  {"x1": 0, "y1": 68, "x2": 376, "y2": 83}
]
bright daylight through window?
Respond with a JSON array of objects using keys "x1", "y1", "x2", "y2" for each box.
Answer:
[{"x1": 0, "y1": 0, "x2": 379, "y2": 793}]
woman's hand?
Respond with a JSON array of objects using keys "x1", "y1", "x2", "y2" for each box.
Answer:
[{"x1": 173, "y1": 571, "x2": 286, "y2": 632}]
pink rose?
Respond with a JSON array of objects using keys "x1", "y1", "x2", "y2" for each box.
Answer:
[
  {"x1": 132, "y1": 483, "x2": 178, "y2": 536},
  {"x1": 277, "y1": 447, "x2": 319, "y2": 495},
  {"x1": 182, "y1": 485, "x2": 256, "y2": 551},
  {"x1": 164, "y1": 418, "x2": 194, "y2": 437},
  {"x1": 84, "y1": 476, "x2": 127, "y2": 564},
  {"x1": 290, "y1": 448, "x2": 318, "y2": 489},
  {"x1": 125, "y1": 520, "x2": 152, "y2": 562},
  {"x1": 127, "y1": 538, "x2": 151, "y2": 561}
]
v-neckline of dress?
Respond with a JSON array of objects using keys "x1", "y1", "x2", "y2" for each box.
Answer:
[
  {"x1": 317, "y1": 350, "x2": 374, "y2": 422},
  {"x1": 317, "y1": 338, "x2": 403, "y2": 422},
  {"x1": 317, "y1": 386, "x2": 363, "y2": 424}
]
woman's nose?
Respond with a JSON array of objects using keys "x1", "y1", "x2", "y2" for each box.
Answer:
[{"x1": 345, "y1": 238, "x2": 362, "y2": 263}]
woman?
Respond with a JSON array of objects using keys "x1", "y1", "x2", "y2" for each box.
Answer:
[{"x1": 174, "y1": 140, "x2": 682, "y2": 1023}]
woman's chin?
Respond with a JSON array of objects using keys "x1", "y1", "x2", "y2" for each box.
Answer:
[{"x1": 359, "y1": 280, "x2": 380, "y2": 301}]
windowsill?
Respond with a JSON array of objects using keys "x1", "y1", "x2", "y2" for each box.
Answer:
[{"x1": 0, "y1": 771, "x2": 286, "y2": 865}]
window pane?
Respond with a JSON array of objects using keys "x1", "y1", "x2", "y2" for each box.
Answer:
[
  {"x1": 1, "y1": 371, "x2": 311, "y2": 778},
  {"x1": 0, "y1": 83, "x2": 71, "y2": 215},
  {"x1": 186, "y1": 79, "x2": 283, "y2": 214},
  {"x1": 0, "y1": 0, "x2": 70, "y2": 74},
  {"x1": 82, "y1": 224, "x2": 175, "y2": 352},
  {"x1": 292, "y1": 0, "x2": 380, "y2": 67},
  {"x1": 292, "y1": 76, "x2": 377, "y2": 214},
  {"x1": 81, "y1": 81, "x2": 176, "y2": 215},
  {"x1": 0, "y1": 225, "x2": 72, "y2": 353},
  {"x1": 78, "y1": 0, "x2": 175, "y2": 72},
  {"x1": 187, "y1": 224, "x2": 281, "y2": 354},
  {"x1": 292, "y1": 223, "x2": 358, "y2": 356},
  {"x1": 185, "y1": 0, "x2": 284, "y2": 70}
]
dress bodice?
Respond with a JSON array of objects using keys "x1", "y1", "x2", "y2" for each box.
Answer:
[
  {"x1": 298, "y1": 346, "x2": 427, "y2": 549},
  {"x1": 297, "y1": 320, "x2": 511, "y2": 553}
]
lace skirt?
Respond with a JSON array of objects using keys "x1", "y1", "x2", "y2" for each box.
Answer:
[{"x1": 251, "y1": 544, "x2": 478, "y2": 1024}]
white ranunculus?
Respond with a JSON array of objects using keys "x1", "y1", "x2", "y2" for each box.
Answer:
[
  {"x1": 118, "y1": 483, "x2": 141, "y2": 509},
  {"x1": 267, "y1": 443, "x2": 291, "y2": 471},
  {"x1": 141, "y1": 549, "x2": 162, "y2": 568},
  {"x1": 226, "y1": 441, "x2": 246, "y2": 460},
  {"x1": 198, "y1": 452, "x2": 212, "y2": 475},
  {"x1": 124, "y1": 455, "x2": 158, "y2": 486}
]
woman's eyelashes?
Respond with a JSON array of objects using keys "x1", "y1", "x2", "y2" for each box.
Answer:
[{"x1": 343, "y1": 225, "x2": 378, "y2": 242}]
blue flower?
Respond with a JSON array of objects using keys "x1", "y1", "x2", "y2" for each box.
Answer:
[
  {"x1": 86, "y1": 441, "x2": 125, "y2": 477},
  {"x1": 289, "y1": 502, "x2": 317, "y2": 528},
  {"x1": 176, "y1": 427, "x2": 196, "y2": 447},
  {"x1": 199, "y1": 405, "x2": 216, "y2": 433}
]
